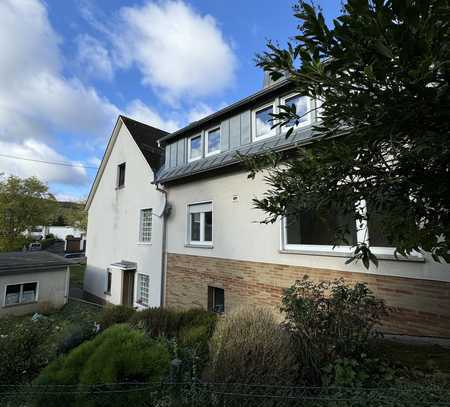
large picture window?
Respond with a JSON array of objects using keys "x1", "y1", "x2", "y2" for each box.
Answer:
[
  {"x1": 283, "y1": 201, "x2": 400, "y2": 256},
  {"x1": 188, "y1": 202, "x2": 213, "y2": 245},
  {"x1": 5, "y1": 282, "x2": 38, "y2": 306}
]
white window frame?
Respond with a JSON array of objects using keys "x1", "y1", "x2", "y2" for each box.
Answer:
[
  {"x1": 205, "y1": 126, "x2": 221, "y2": 157},
  {"x1": 252, "y1": 101, "x2": 276, "y2": 142},
  {"x1": 188, "y1": 134, "x2": 203, "y2": 162},
  {"x1": 187, "y1": 201, "x2": 213, "y2": 246},
  {"x1": 279, "y1": 93, "x2": 313, "y2": 131},
  {"x1": 281, "y1": 200, "x2": 422, "y2": 259},
  {"x1": 136, "y1": 273, "x2": 150, "y2": 307},
  {"x1": 281, "y1": 217, "x2": 354, "y2": 254},
  {"x1": 3, "y1": 281, "x2": 39, "y2": 307},
  {"x1": 139, "y1": 208, "x2": 153, "y2": 244}
]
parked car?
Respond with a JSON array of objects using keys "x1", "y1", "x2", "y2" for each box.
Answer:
[{"x1": 28, "y1": 242, "x2": 42, "y2": 251}]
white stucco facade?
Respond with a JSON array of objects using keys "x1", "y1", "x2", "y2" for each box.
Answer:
[
  {"x1": 85, "y1": 120, "x2": 165, "y2": 307},
  {"x1": 165, "y1": 169, "x2": 450, "y2": 283}
]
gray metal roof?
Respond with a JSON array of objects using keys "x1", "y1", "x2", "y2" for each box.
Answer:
[
  {"x1": 0, "y1": 251, "x2": 72, "y2": 275},
  {"x1": 156, "y1": 126, "x2": 317, "y2": 184},
  {"x1": 158, "y1": 79, "x2": 293, "y2": 144}
]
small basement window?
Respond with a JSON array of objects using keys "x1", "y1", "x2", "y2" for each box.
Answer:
[
  {"x1": 4, "y1": 282, "x2": 38, "y2": 306},
  {"x1": 208, "y1": 286, "x2": 224, "y2": 313},
  {"x1": 117, "y1": 162, "x2": 126, "y2": 188}
]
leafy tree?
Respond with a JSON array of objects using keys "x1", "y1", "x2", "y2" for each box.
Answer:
[
  {"x1": 250, "y1": 0, "x2": 450, "y2": 266},
  {"x1": 0, "y1": 175, "x2": 57, "y2": 251}
]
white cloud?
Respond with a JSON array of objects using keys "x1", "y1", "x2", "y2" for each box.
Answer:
[
  {"x1": 0, "y1": 0, "x2": 118, "y2": 145},
  {"x1": 187, "y1": 103, "x2": 216, "y2": 123},
  {"x1": 76, "y1": 34, "x2": 113, "y2": 80},
  {"x1": 0, "y1": 0, "x2": 121, "y2": 192},
  {"x1": 113, "y1": 1, "x2": 236, "y2": 103},
  {"x1": 125, "y1": 99, "x2": 179, "y2": 132},
  {"x1": 0, "y1": 139, "x2": 88, "y2": 185}
]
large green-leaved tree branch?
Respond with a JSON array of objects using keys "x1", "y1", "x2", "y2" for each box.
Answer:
[{"x1": 248, "y1": 0, "x2": 450, "y2": 267}]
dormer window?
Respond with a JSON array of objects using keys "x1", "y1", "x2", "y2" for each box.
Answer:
[
  {"x1": 117, "y1": 162, "x2": 126, "y2": 188},
  {"x1": 188, "y1": 134, "x2": 202, "y2": 162},
  {"x1": 205, "y1": 127, "x2": 221, "y2": 156},
  {"x1": 280, "y1": 94, "x2": 311, "y2": 129},
  {"x1": 252, "y1": 103, "x2": 275, "y2": 141}
]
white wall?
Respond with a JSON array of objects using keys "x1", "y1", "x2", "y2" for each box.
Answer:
[
  {"x1": 0, "y1": 267, "x2": 69, "y2": 317},
  {"x1": 165, "y1": 170, "x2": 450, "y2": 283},
  {"x1": 85, "y1": 121, "x2": 165, "y2": 307}
]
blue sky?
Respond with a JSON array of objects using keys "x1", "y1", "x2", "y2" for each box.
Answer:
[{"x1": 0, "y1": 0, "x2": 340, "y2": 201}]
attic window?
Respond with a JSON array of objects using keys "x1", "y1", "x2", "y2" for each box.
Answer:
[
  {"x1": 188, "y1": 134, "x2": 202, "y2": 162},
  {"x1": 117, "y1": 163, "x2": 126, "y2": 188},
  {"x1": 205, "y1": 127, "x2": 220, "y2": 156},
  {"x1": 253, "y1": 103, "x2": 275, "y2": 141},
  {"x1": 280, "y1": 94, "x2": 311, "y2": 129}
]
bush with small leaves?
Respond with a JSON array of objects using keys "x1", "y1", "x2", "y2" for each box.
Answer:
[
  {"x1": 208, "y1": 307, "x2": 298, "y2": 385},
  {"x1": 281, "y1": 275, "x2": 388, "y2": 384},
  {"x1": 98, "y1": 304, "x2": 135, "y2": 330}
]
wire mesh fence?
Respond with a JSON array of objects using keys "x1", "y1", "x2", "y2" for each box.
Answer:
[{"x1": 1, "y1": 382, "x2": 449, "y2": 407}]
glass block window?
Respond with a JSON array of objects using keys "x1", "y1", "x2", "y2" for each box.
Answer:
[
  {"x1": 137, "y1": 273, "x2": 150, "y2": 307},
  {"x1": 140, "y1": 209, "x2": 153, "y2": 242}
]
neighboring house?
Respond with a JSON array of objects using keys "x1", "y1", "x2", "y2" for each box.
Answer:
[
  {"x1": 0, "y1": 251, "x2": 71, "y2": 317},
  {"x1": 84, "y1": 116, "x2": 167, "y2": 307},
  {"x1": 85, "y1": 77, "x2": 450, "y2": 337}
]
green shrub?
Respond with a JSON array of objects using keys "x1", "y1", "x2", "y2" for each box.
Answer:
[
  {"x1": 98, "y1": 305, "x2": 135, "y2": 330},
  {"x1": 56, "y1": 321, "x2": 96, "y2": 355},
  {"x1": 34, "y1": 325, "x2": 170, "y2": 406},
  {"x1": 130, "y1": 307, "x2": 216, "y2": 339},
  {"x1": 40, "y1": 238, "x2": 56, "y2": 249},
  {"x1": 0, "y1": 319, "x2": 53, "y2": 384},
  {"x1": 208, "y1": 307, "x2": 298, "y2": 385},
  {"x1": 281, "y1": 276, "x2": 388, "y2": 384}
]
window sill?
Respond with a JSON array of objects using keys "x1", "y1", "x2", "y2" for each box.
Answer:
[
  {"x1": 137, "y1": 242, "x2": 152, "y2": 246},
  {"x1": 279, "y1": 249, "x2": 425, "y2": 263},
  {"x1": 115, "y1": 186, "x2": 125, "y2": 191},
  {"x1": 3, "y1": 300, "x2": 38, "y2": 308},
  {"x1": 104, "y1": 291, "x2": 111, "y2": 296},
  {"x1": 185, "y1": 243, "x2": 214, "y2": 249}
]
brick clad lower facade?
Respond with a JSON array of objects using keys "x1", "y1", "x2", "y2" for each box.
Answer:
[{"x1": 166, "y1": 253, "x2": 450, "y2": 337}]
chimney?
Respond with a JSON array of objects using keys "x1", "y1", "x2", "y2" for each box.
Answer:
[{"x1": 262, "y1": 70, "x2": 287, "y2": 89}]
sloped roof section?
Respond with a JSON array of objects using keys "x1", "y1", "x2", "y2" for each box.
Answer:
[
  {"x1": 156, "y1": 126, "x2": 316, "y2": 184},
  {"x1": 0, "y1": 251, "x2": 72, "y2": 275},
  {"x1": 120, "y1": 115, "x2": 168, "y2": 173}
]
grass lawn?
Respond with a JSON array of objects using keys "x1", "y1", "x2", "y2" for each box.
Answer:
[{"x1": 69, "y1": 263, "x2": 86, "y2": 289}]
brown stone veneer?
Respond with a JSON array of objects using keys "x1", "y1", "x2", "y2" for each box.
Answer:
[{"x1": 165, "y1": 253, "x2": 450, "y2": 338}]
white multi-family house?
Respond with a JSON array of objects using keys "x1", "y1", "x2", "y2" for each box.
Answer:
[{"x1": 85, "y1": 77, "x2": 450, "y2": 337}]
